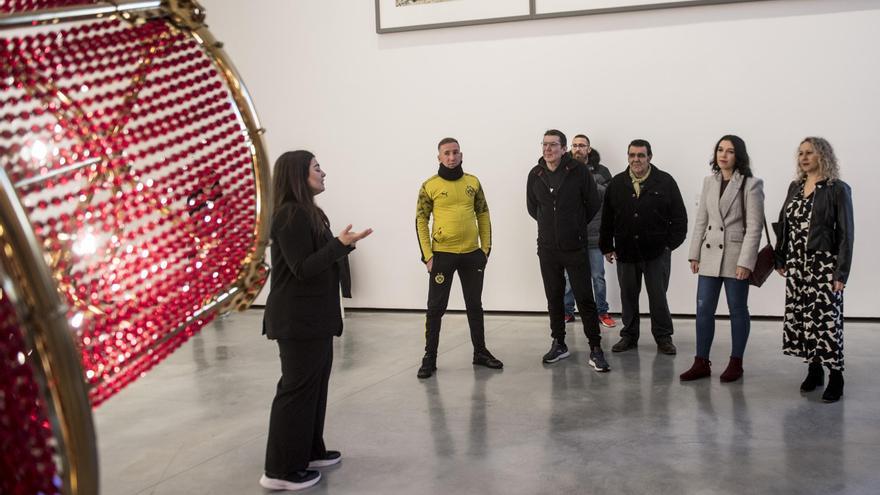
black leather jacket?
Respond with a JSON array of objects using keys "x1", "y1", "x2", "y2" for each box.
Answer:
[{"x1": 773, "y1": 179, "x2": 854, "y2": 284}]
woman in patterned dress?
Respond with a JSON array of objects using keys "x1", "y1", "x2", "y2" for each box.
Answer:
[{"x1": 773, "y1": 137, "x2": 853, "y2": 403}]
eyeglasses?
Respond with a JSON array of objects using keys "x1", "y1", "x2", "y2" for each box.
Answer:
[
  {"x1": 571, "y1": 144, "x2": 589, "y2": 149},
  {"x1": 541, "y1": 142, "x2": 562, "y2": 148}
]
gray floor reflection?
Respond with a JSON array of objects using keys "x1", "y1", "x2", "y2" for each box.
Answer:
[
  {"x1": 424, "y1": 376, "x2": 455, "y2": 458},
  {"x1": 94, "y1": 310, "x2": 880, "y2": 494}
]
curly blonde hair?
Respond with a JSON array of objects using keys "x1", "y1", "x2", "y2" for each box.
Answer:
[{"x1": 798, "y1": 136, "x2": 840, "y2": 181}]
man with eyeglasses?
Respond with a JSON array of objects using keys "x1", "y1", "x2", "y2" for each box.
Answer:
[
  {"x1": 562, "y1": 134, "x2": 617, "y2": 329},
  {"x1": 527, "y1": 129, "x2": 610, "y2": 372},
  {"x1": 600, "y1": 139, "x2": 688, "y2": 355},
  {"x1": 415, "y1": 137, "x2": 503, "y2": 379}
]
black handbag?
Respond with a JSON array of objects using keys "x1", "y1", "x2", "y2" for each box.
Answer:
[{"x1": 740, "y1": 178, "x2": 775, "y2": 287}]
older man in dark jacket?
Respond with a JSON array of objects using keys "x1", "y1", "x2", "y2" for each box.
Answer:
[
  {"x1": 527, "y1": 129, "x2": 610, "y2": 372},
  {"x1": 600, "y1": 139, "x2": 687, "y2": 355}
]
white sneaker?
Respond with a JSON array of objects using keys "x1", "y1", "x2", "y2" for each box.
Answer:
[
  {"x1": 259, "y1": 471, "x2": 321, "y2": 491},
  {"x1": 308, "y1": 450, "x2": 342, "y2": 468}
]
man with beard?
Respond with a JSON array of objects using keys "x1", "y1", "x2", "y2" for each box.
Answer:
[
  {"x1": 415, "y1": 137, "x2": 503, "y2": 379},
  {"x1": 562, "y1": 134, "x2": 617, "y2": 329},
  {"x1": 527, "y1": 129, "x2": 610, "y2": 372},
  {"x1": 600, "y1": 139, "x2": 688, "y2": 355}
]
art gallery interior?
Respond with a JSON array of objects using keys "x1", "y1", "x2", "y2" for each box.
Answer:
[{"x1": 3, "y1": 0, "x2": 879, "y2": 493}]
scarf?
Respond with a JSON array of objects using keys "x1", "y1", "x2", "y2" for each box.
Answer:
[
  {"x1": 438, "y1": 163, "x2": 464, "y2": 180},
  {"x1": 629, "y1": 165, "x2": 651, "y2": 198}
]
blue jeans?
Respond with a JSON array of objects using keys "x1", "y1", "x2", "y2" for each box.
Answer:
[
  {"x1": 564, "y1": 247, "x2": 609, "y2": 315},
  {"x1": 695, "y1": 275, "x2": 750, "y2": 359}
]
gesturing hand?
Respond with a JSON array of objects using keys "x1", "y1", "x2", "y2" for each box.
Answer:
[{"x1": 337, "y1": 224, "x2": 373, "y2": 247}]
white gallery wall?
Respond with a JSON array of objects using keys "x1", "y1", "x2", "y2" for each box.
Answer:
[{"x1": 203, "y1": 0, "x2": 879, "y2": 317}]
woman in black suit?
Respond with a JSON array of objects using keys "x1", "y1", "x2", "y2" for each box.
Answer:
[
  {"x1": 260, "y1": 150, "x2": 372, "y2": 491},
  {"x1": 774, "y1": 137, "x2": 853, "y2": 403}
]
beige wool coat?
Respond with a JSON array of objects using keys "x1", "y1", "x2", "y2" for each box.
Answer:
[{"x1": 688, "y1": 170, "x2": 765, "y2": 278}]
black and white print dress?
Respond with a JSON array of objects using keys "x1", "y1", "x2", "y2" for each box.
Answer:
[{"x1": 781, "y1": 186, "x2": 844, "y2": 370}]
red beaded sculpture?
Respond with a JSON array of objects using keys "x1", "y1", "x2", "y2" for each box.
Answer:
[
  {"x1": 1, "y1": 2, "x2": 270, "y2": 493},
  {"x1": 0, "y1": 288, "x2": 62, "y2": 495}
]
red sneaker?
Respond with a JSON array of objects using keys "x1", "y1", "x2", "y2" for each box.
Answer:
[
  {"x1": 564, "y1": 313, "x2": 576, "y2": 324},
  {"x1": 598, "y1": 313, "x2": 617, "y2": 328}
]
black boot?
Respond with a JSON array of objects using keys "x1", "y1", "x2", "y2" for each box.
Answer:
[
  {"x1": 822, "y1": 370, "x2": 844, "y2": 403},
  {"x1": 417, "y1": 354, "x2": 436, "y2": 379},
  {"x1": 800, "y1": 362, "x2": 824, "y2": 392}
]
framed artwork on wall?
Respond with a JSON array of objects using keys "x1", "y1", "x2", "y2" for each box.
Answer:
[
  {"x1": 376, "y1": 0, "x2": 767, "y2": 33},
  {"x1": 375, "y1": 0, "x2": 531, "y2": 33},
  {"x1": 534, "y1": 0, "x2": 765, "y2": 16}
]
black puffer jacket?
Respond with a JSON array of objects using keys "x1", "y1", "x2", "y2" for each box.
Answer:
[
  {"x1": 773, "y1": 178, "x2": 854, "y2": 283},
  {"x1": 599, "y1": 164, "x2": 688, "y2": 262},
  {"x1": 585, "y1": 156, "x2": 613, "y2": 248},
  {"x1": 526, "y1": 153, "x2": 600, "y2": 250}
]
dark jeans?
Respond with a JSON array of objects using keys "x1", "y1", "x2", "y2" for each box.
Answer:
[
  {"x1": 616, "y1": 249, "x2": 673, "y2": 343},
  {"x1": 425, "y1": 249, "x2": 487, "y2": 356},
  {"x1": 695, "y1": 275, "x2": 751, "y2": 359},
  {"x1": 537, "y1": 246, "x2": 601, "y2": 347},
  {"x1": 265, "y1": 337, "x2": 332, "y2": 476}
]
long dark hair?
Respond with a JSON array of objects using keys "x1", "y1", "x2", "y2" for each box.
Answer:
[
  {"x1": 710, "y1": 134, "x2": 752, "y2": 177},
  {"x1": 272, "y1": 150, "x2": 328, "y2": 236}
]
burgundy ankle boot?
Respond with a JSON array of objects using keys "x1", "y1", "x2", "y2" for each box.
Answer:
[
  {"x1": 680, "y1": 357, "x2": 711, "y2": 381},
  {"x1": 720, "y1": 357, "x2": 743, "y2": 382}
]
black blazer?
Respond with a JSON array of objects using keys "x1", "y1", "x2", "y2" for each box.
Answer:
[
  {"x1": 263, "y1": 203, "x2": 354, "y2": 341},
  {"x1": 773, "y1": 179, "x2": 854, "y2": 284},
  {"x1": 599, "y1": 164, "x2": 688, "y2": 263}
]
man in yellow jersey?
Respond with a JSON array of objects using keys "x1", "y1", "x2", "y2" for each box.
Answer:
[{"x1": 415, "y1": 137, "x2": 503, "y2": 379}]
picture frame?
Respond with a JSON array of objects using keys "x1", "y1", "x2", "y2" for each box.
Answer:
[
  {"x1": 533, "y1": 0, "x2": 766, "y2": 17},
  {"x1": 376, "y1": 0, "x2": 767, "y2": 33},
  {"x1": 375, "y1": 0, "x2": 531, "y2": 34}
]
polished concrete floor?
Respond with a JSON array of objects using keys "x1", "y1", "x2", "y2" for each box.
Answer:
[{"x1": 94, "y1": 310, "x2": 880, "y2": 494}]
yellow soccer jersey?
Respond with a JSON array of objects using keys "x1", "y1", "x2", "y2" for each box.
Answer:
[{"x1": 415, "y1": 173, "x2": 491, "y2": 262}]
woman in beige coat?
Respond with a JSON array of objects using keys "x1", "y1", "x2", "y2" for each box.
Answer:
[{"x1": 680, "y1": 135, "x2": 764, "y2": 382}]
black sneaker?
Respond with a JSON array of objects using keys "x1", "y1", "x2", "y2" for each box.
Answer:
[
  {"x1": 589, "y1": 347, "x2": 611, "y2": 372},
  {"x1": 611, "y1": 337, "x2": 637, "y2": 353},
  {"x1": 473, "y1": 350, "x2": 503, "y2": 369},
  {"x1": 417, "y1": 354, "x2": 436, "y2": 379},
  {"x1": 259, "y1": 470, "x2": 321, "y2": 491},
  {"x1": 542, "y1": 340, "x2": 570, "y2": 363},
  {"x1": 308, "y1": 450, "x2": 342, "y2": 468}
]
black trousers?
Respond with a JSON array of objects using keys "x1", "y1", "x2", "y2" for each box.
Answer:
[
  {"x1": 425, "y1": 249, "x2": 487, "y2": 356},
  {"x1": 537, "y1": 246, "x2": 601, "y2": 347},
  {"x1": 264, "y1": 337, "x2": 332, "y2": 476},
  {"x1": 616, "y1": 249, "x2": 674, "y2": 343}
]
